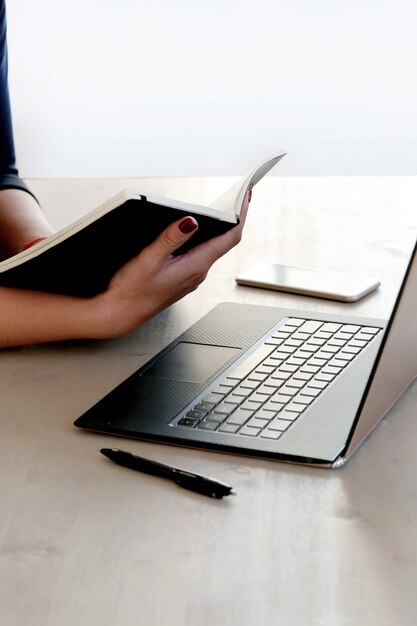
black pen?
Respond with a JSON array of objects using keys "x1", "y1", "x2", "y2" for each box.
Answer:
[{"x1": 100, "y1": 448, "x2": 236, "y2": 499}]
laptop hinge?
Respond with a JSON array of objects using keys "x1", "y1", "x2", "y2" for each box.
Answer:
[{"x1": 331, "y1": 456, "x2": 347, "y2": 469}]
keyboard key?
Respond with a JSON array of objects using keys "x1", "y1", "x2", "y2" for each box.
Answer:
[
  {"x1": 254, "y1": 408, "x2": 277, "y2": 420},
  {"x1": 291, "y1": 350, "x2": 311, "y2": 361},
  {"x1": 286, "y1": 318, "x2": 306, "y2": 327},
  {"x1": 263, "y1": 357, "x2": 285, "y2": 368},
  {"x1": 197, "y1": 420, "x2": 220, "y2": 431},
  {"x1": 280, "y1": 363, "x2": 299, "y2": 373},
  {"x1": 291, "y1": 331, "x2": 311, "y2": 342},
  {"x1": 287, "y1": 357, "x2": 308, "y2": 367},
  {"x1": 194, "y1": 401, "x2": 216, "y2": 411},
  {"x1": 274, "y1": 385, "x2": 298, "y2": 397},
  {"x1": 213, "y1": 401, "x2": 240, "y2": 415},
  {"x1": 270, "y1": 390, "x2": 295, "y2": 403},
  {"x1": 247, "y1": 372, "x2": 269, "y2": 382},
  {"x1": 293, "y1": 371, "x2": 314, "y2": 381},
  {"x1": 218, "y1": 377, "x2": 239, "y2": 388},
  {"x1": 275, "y1": 407, "x2": 301, "y2": 421},
  {"x1": 270, "y1": 370, "x2": 291, "y2": 381},
  {"x1": 260, "y1": 430, "x2": 282, "y2": 440},
  {"x1": 322, "y1": 365, "x2": 342, "y2": 375},
  {"x1": 226, "y1": 393, "x2": 247, "y2": 405},
  {"x1": 342, "y1": 324, "x2": 361, "y2": 333},
  {"x1": 328, "y1": 358, "x2": 348, "y2": 369},
  {"x1": 334, "y1": 331, "x2": 354, "y2": 341},
  {"x1": 201, "y1": 392, "x2": 225, "y2": 405},
  {"x1": 313, "y1": 351, "x2": 332, "y2": 361},
  {"x1": 307, "y1": 357, "x2": 328, "y2": 367},
  {"x1": 270, "y1": 350, "x2": 292, "y2": 360},
  {"x1": 277, "y1": 345, "x2": 298, "y2": 354},
  {"x1": 285, "y1": 401, "x2": 307, "y2": 414},
  {"x1": 327, "y1": 338, "x2": 347, "y2": 347},
  {"x1": 355, "y1": 332, "x2": 374, "y2": 342},
  {"x1": 264, "y1": 336, "x2": 285, "y2": 346},
  {"x1": 320, "y1": 345, "x2": 340, "y2": 354},
  {"x1": 247, "y1": 417, "x2": 271, "y2": 429},
  {"x1": 292, "y1": 394, "x2": 314, "y2": 406},
  {"x1": 315, "y1": 373, "x2": 335, "y2": 383},
  {"x1": 262, "y1": 378, "x2": 285, "y2": 389},
  {"x1": 321, "y1": 322, "x2": 342, "y2": 333},
  {"x1": 254, "y1": 383, "x2": 276, "y2": 396},
  {"x1": 300, "y1": 387, "x2": 322, "y2": 398},
  {"x1": 225, "y1": 408, "x2": 253, "y2": 425},
  {"x1": 279, "y1": 324, "x2": 299, "y2": 334},
  {"x1": 263, "y1": 398, "x2": 288, "y2": 412},
  {"x1": 285, "y1": 378, "x2": 306, "y2": 389},
  {"x1": 342, "y1": 346, "x2": 361, "y2": 355},
  {"x1": 229, "y1": 387, "x2": 253, "y2": 398},
  {"x1": 302, "y1": 343, "x2": 320, "y2": 353},
  {"x1": 178, "y1": 417, "x2": 198, "y2": 427},
  {"x1": 248, "y1": 392, "x2": 274, "y2": 404},
  {"x1": 186, "y1": 409, "x2": 208, "y2": 419},
  {"x1": 240, "y1": 400, "x2": 263, "y2": 413},
  {"x1": 349, "y1": 339, "x2": 367, "y2": 349},
  {"x1": 239, "y1": 425, "x2": 262, "y2": 437},
  {"x1": 361, "y1": 327, "x2": 381, "y2": 335},
  {"x1": 307, "y1": 379, "x2": 328, "y2": 390},
  {"x1": 307, "y1": 337, "x2": 327, "y2": 347},
  {"x1": 239, "y1": 379, "x2": 261, "y2": 390},
  {"x1": 300, "y1": 364, "x2": 321, "y2": 374},
  {"x1": 299, "y1": 320, "x2": 323, "y2": 334},
  {"x1": 268, "y1": 417, "x2": 293, "y2": 430},
  {"x1": 271, "y1": 331, "x2": 293, "y2": 340},
  {"x1": 336, "y1": 351, "x2": 356, "y2": 361},
  {"x1": 255, "y1": 365, "x2": 276, "y2": 376},
  {"x1": 217, "y1": 423, "x2": 240, "y2": 434},
  {"x1": 286, "y1": 338, "x2": 304, "y2": 347}
]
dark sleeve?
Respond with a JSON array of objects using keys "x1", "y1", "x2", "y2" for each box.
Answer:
[{"x1": 0, "y1": 0, "x2": 36, "y2": 199}]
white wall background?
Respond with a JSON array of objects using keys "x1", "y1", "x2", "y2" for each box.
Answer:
[{"x1": 6, "y1": 0, "x2": 417, "y2": 178}]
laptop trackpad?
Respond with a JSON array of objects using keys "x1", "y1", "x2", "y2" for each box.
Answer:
[{"x1": 143, "y1": 342, "x2": 240, "y2": 383}]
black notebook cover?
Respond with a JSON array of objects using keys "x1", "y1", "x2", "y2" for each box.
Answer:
[{"x1": 0, "y1": 197, "x2": 234, "y2": 298}]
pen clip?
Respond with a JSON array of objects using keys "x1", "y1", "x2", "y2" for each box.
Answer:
[{"x1": 173, "y1": 471, "x2": 235, "y2": 499}]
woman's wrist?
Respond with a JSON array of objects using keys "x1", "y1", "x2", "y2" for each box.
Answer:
[{"x1": 87, "y1": 291, "x2": 145, "y2": 340}]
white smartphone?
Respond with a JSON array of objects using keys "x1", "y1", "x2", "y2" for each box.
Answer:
[{"x1": 235, "y1": 262, "x2": 380, "y2": 302}]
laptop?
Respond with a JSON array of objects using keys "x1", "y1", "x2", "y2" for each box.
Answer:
[{"x1": 75, "y1": 236, "x2": 417, "y2": 468}]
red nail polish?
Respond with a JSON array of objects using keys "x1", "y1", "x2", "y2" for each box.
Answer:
[
  {"x1": 179, "y1": 217, "x2": 198, "y2": 234},
  {"x1": 21, "y1": 237, "x2": 48, "y2": 251}
]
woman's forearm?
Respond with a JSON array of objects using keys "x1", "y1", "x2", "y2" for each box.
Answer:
[{"x1": 0, "y1": 286, "x2": 109, "y2": 347}]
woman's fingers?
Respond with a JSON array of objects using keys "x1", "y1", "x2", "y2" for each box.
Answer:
[{"x1": 143, "y1": 215, "x2": 199, "y2": 265}]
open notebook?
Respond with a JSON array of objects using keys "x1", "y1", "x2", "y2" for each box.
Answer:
[{"x1": 0, "y1": 151, "x2": 285, "y2": 297}]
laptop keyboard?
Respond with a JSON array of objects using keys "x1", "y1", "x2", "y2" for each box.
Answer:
[{"x1": 172, "y1": 318, "x2": 382, "y2": 440}]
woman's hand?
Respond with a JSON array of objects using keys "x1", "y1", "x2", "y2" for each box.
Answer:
[{"x1": 94, "y1": 190, "x2": 251, "y2": 338}]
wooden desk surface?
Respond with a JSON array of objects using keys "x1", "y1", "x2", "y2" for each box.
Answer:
[{"x1": 1, "y1": 176, "x2": 416, "y2": 626}]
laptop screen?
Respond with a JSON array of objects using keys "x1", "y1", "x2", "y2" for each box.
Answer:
[{"x1": 344, "y1": 237, "x2": 417, "y2": 458}]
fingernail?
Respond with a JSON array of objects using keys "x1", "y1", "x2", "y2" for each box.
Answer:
[
  {"x1": 21, "y1": 237, "x2": 48, "y2": 251},
  {"x1": 179, "y1": 216, "x2": 198, "y2": 234}
]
